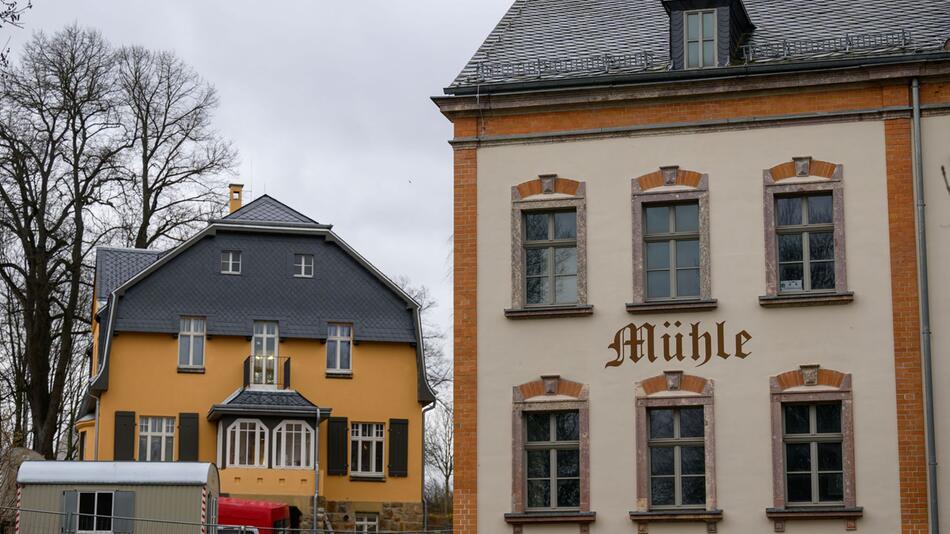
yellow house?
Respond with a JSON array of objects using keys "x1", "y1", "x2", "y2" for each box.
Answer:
[{"x1": 76, "y1": 186, "x2": 436, "y2": 531}]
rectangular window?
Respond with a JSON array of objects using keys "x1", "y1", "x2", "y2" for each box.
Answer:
[
  {"x1": 220, "y1": 250, "x2": 241, "y2": 274},
  {"x1": 355, "y1": 513, "x2": 379, "y2": 533},
  {"x1": 644, "y1": 203, "x2": 700, "y2": 300},
  {"x1": 524, "y1": 210, "x2": 578, "y2": 306},
  {"x1": 78, "y1": 491, "x2": 113, "y2": 533},
  {"x1": 776, "y1": 194, "x2": 835, "y2": 293},
  {"x1": 647, "y1": 407, "x2": 706, "y2": 508},
  {"x1": 350, "y1": 422, "x2": 384, "y2": 477},
  {"x1": 783, "y1": 403, "x2": 844, "y2": 505},
  {"x1": 251, "y1": 321, "x2": 279, "y2": 386},
  {"x1": 137, "y1": 416, "x2": 175, "y2": 462},
  {"x1": 685, "y1": 10, "x2": 717, "y2": 68},
  {"x1": 294, "y1": 253, "x2": 314, "y2": 278},
  {"x1": 524, "y1": 411, "x2": 580, "y2": 510},
  {"x1": 177, "y1": 317, "x2": 206, "y2": 368},
  {"x1": 326, "y1": 324, "x2": 353, "y2": 374}
]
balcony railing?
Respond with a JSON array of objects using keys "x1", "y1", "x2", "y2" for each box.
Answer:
[{"x1": 242, "y1": 355, "x2": 291, "y2": 389}]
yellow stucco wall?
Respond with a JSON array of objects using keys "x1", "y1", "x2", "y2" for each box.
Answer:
[{"x1": 91, "y1": 332, "x2": 424, "y2": 503}]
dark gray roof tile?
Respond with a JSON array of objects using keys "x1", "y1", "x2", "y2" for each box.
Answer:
[
  {"x1": 95, "y1": 248, "x2": 164, "y2": 300},
  {"x1": 222, "y1": 195, "x2": 320, "y2": 226},
  {"x1": 228, "y1": 389, "x2": 317, "y2": 408}
]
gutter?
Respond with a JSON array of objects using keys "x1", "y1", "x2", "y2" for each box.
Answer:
[{"x1": 911, "y1": 77, "x2": 940, "y2": 534}]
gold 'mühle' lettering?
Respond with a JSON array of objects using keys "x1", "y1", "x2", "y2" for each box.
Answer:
[{"x1": 606, "y1": 320, "x2": 751, "y2": 368}]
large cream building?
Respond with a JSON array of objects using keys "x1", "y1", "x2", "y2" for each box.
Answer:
[{"x1": 435, "y1": 1, "x2": 950, "y2": 533}]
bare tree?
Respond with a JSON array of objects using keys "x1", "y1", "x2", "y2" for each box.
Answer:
[
  {"x1": 115, "y1": 46, "x2": 235, "y2": 249},
  {"x1": 0, "y1": 0, "x2": 30, "y2": 66},
  {"x1": 425, "y1": 404, "x2": 454, "y2": 514},
  {"x1": 0, "y1": 26, "x2": 125, "y2": 458},
  {"x1": 395, "y1": 276, "x2": 451, "y2": 396}
]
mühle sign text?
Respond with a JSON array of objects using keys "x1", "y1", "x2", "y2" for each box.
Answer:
[{"x1": 606, "y1": 321, "x2": 752, "y2": 368}]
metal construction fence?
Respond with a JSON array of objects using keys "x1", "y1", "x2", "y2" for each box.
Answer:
[{"x1": 6, "y1": 505, "x2": 453, "y2": 534}]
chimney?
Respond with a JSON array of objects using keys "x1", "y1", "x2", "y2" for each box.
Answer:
[{"x1": 228, "y1": 183, "x2": 244, "y2": 213}]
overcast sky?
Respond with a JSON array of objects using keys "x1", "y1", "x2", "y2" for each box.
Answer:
[{"x1": 16, "y1": 0, "x2": 512, "y2": 347}]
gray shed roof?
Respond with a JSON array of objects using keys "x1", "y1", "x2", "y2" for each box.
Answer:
[
  {"x1": 18, "y1": 461, "x2": 216, "y2": 486},
  {"x1": 447, "y1": 0, "x2": 950, "y2": 91}
]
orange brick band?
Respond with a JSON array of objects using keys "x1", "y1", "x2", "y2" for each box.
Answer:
[{"x1": 454, "y1": 146, "x2": 478, "y2": 534}]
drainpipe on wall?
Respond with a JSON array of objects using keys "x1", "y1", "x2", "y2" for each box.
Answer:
[
  {"x1": 93, "y1": 397, "x2": 100, "y2": 461},
  {"x1": 911, "y1": 77, "x2": 940, "y2": 534}
]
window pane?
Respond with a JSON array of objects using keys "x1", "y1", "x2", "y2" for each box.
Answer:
[
  {"x1": 676, "y1": 239, "x2": 699, "y2": 268},
  {"x1": 816, "y1": 404, "x2": 842, "y2": 433},
  {"x1": 809, "y1": 232, "x2": 834, "y2": 261},
  {"x1": 687, "y1": 42, "x2": 699, "y2": 68},
  {"x1": 96, "y1": 492, "x2": 113, "y2": 530},
  {"x1": 165, "y1": 436, "x2": 173, "y2": 462},
  {"x1": 676, "y1": 269, "x2": 700, "y2": 297},
  {"x1": 778, "y1": 234, "x2": 803, "y2": 262},
  {"x1": 525, "y1": 248, "x2": 548, "y2": 276},
  {"x1": 681, "y1": 446, "x2": 705, "y2": 475},
  {"x1": 674, "y1": 203, "x2": 699, "y2": 232},
  {"x1": 526, "y1": 414, "x2": 550, "y2": 442},
  {"x1": 650, "y1": 447, "x2": 674, "y2": 476},
  {"x1": 818, "y1": 442, "x2": 843, "y2": 471},
  {"x1": 79, "y1": 493, "x2": 95, "y2": 530},
  {"x1": 779, "y1": 263, "x2": 804, "y2": 292},
  {"x1": 340, "y1": 341, "x2": 351, "y2": 370},
  {"x1": 351, "y1": 441, "x2": 359, "y2": 471},
  {"x1": 554, "y1": 248, "x2": 577, "y2": 276},
  {"x1": 556, "y1": 479, "x2": 580, "y2": 508},
  {"x1": 785, "y1": 443, "x2": 811, "y2": 472},
  {"x1": 557, "y1": 449, "x2": 579, "y2": 477},
  {"x1": 646, "y1": 242, "x2": 670, "y2": 270},
  {"x1": 808, "y1": 194, "x2": 833, "y2": 224},
  {"x1": 679, "y1": 408, "x2": 704, "y2": 438},
  {"x1": 645, "y1": 206, "x2": 669, "y2": 234},
  {"x1": 361, "y1": 441, "x2": 372, "y2": 471},
  {"x1": 554, "y1": 212, "x2": 577, "y2": 240},
  {"x1": 138, "y1": 436, "x2": 147, "y2": 462},
  {"x1": 556, "y1": 412, "x2": 579, "y2": 441},
  {"x1": 784, "y1": 405, "x2": 810, "y2": 434},
  {"x1": 703, "y1": 40, "x2": 715, "y2": 66},
  {"x1": 651, "y1": 477, "x2": 675, "y2": 506},
  {"x1": 193, "y1": 336, "x2": 204, "y2": 366},
  {"x1": 810, "y1": 261, "x2": 835, "y2": 290},
  {"x1": 326, "y1": 340, "x2": 338, "y2": 368},
  {"x1": 776, "y1": 197, "x2": 803, "y2": 226},
  {"x1": 682, "y1": 476, "x2": 706, "y2": 505},
  {"x1": 527, "y1": 480, "x2": 551, "y2": 508},
  {"x1": 647, "y1": 271, "x2": 671, "y2": 299},
  {"x1": 787, "y1": 473, "x2": 812, "y2": 502},
  {"x1": 526, "y1": 277, "x2": 550, "y2": 305},
  {"x1": 527, "y1": 450, "x2": 550, "y2": 478},
  {"x1": 819, "y1": 472, "x2": 844, "y2": 502},
  {"x1": 686, "y1": 13, "x2": 699, "y2": 40},
  {"x1": 375, "y1": 441, "x2": 383, "y2": 473},
  {"x1": 649, "y1": 409, "x2": 674, "y2": 439},
  {"x1": 702, "y1": 12, "x2": 715, "y2": 39},
  {"x1": 555, "y1": 276, "x2": 577, "y2": 304},
  {"x1": 525, "y1": 213, "x2": 549, "y2": 241},
  {"x1": 178, "y1": 337, "x2": 190, "y2": 366}
]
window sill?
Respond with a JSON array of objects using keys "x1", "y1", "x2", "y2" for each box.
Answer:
[
  {"x1": 759, "y1": 292, "x2": 854, "y2": 308},
  {"x1": 177, "y1": 367, "x2": 205, "y2": 374},
  {"x1": 350, "y1": 474, "x2": 385, "y2": 483},
  {"x1": 766, "y1": 506, "x2": 862, "y2": 531},
  {"x1": 325, "y1": 372, "x2": 353, "y2": 379},
  {"x1": 504, "y1": 304, "x2": 594, "y2": 320},
  {"x1": 626, "y1": 299, "x2": 718, "y2": 314},
  {"x1": 504, "y1": 511, "x2": 596, "y2": 525},
  {"x1": 629, "y1": 509, "x2": 723, "y2": 532}
]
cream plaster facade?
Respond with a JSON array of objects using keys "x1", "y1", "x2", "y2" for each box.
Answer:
[{"x1": 475, "y1": 120, "x2": 904, "y2": 533}]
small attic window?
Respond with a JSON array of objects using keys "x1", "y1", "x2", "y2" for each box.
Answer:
[{"x1": 685, "y1": 10, "x2": 717, "y2": 69}]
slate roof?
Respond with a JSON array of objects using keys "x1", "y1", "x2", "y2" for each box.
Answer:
[
  {"x1": 447, "y1": 0, "x2": 950, "y2": 91},
  {"x1": 220, "y1": 195, "x2": 325, "y2": 228},
  {"x1": 95, "y1": 248, "x2": 164, "y2": 300},
  {"x1": 208, "y1": 388, "x2": 325, "y2": 420},
  {"x1": 228, "y1": 389, "x2": 317, "y2": 409}
]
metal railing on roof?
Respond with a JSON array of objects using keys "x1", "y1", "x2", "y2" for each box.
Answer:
[
  {"x1": 741, "y1": 29, "x2": 913, "y2": 62},
  {"x1": 473, "y1": 51, "x2": 661, "y2": 83}
]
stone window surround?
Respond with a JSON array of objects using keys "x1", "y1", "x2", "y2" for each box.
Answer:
[
  {"x1": 632, "y1": 371, "x2": 721, "y2": 533},
  {"x1": 506, "y1": 375, "x2": 594, "y2": 533},
  {"x1": 507, "y1": 174, "x2": 591, "y2": 319},
  {"x1": 761, "y1": 157, "x2": 853, "y2": 308},
  {"x1": 629, "y1": 166, "x2": 716, "y2": 314},
  {"x1": 767, "y1": 365, "x2": 861, "y2": 532}
]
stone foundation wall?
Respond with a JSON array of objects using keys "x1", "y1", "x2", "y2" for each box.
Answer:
[{"x1": 323, "y1": 499, "x2": 425, "y2": 532}]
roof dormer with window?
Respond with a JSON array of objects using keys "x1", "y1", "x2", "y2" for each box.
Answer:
[{"x1": 663, "y1": 0, "x2": 755, "y2": 70}]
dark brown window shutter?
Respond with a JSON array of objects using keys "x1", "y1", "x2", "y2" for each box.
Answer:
[
  {"x1": 388, "y1": 418, "x2": 409, "y2": 477},
  {"x1": 327, "y1": 417, "x2": 348, "y2": 475},
  {"x1": 114, "y1": 411, "x2": 135, "y2": 461},
  {"x1": 178, "y1": 413, "x2": 199, "y2": 461}
]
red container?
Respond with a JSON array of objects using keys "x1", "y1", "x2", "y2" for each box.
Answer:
[{"x1": 218, "y1": 497, "x2": 290, "y2": 534}]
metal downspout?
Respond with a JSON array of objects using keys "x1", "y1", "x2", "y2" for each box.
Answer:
[{"x1": 912, "y1": 77, "x2": 939, "y2": 534}]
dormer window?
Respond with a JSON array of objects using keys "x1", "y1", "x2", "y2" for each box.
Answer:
[{"x1": 685, "y1": 10, "x2": 717, "y2": 69}]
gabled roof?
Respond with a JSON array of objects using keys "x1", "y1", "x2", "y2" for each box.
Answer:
[
  {"x1": 447, "y1": 0, "x2": 950, "y2": 91},
  {"x1": 219, "y1": 195, "x2": 328, "y2": 228},
  {"x1": 94, "y1": 247, "x2": 164, "y2": 300}
]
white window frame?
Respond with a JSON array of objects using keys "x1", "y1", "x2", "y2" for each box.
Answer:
[
  {"x1": 684, "y1": 9, "x2": 717, "y2": 69},
  {"x1": 221, "y1": 250, "x2": 242, "y2": 275},
  {"x1": 350, "y1": 422, "x2": 385, "y2": 477},
  {"x1": 138, "y1": 416, "x2": 175, "y2": 462},
  {"x1": 77, "y1": 491, "x2": 114, "y2": 534},
  {"x1": 294, "y1": 253, "x2": 314, "y2": 278},
  {"x1": 326, "y1": 324, "x2": 353, "y2": 374},
  {"x1": 272, "y1": 420, "x2": 316, "y2": 469},
  {"x1": 178, "y1": 317, "x2": 206, "y2": 368},
  {"x1": 251, "y1": 321, "x2": 279, "y2": 387},
  {"x1": 227, "y1": 418, "x2": 269, "y2": 468},
  {"x1": 355, "y1": 513, "x2": 379, "y2": 533}
]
